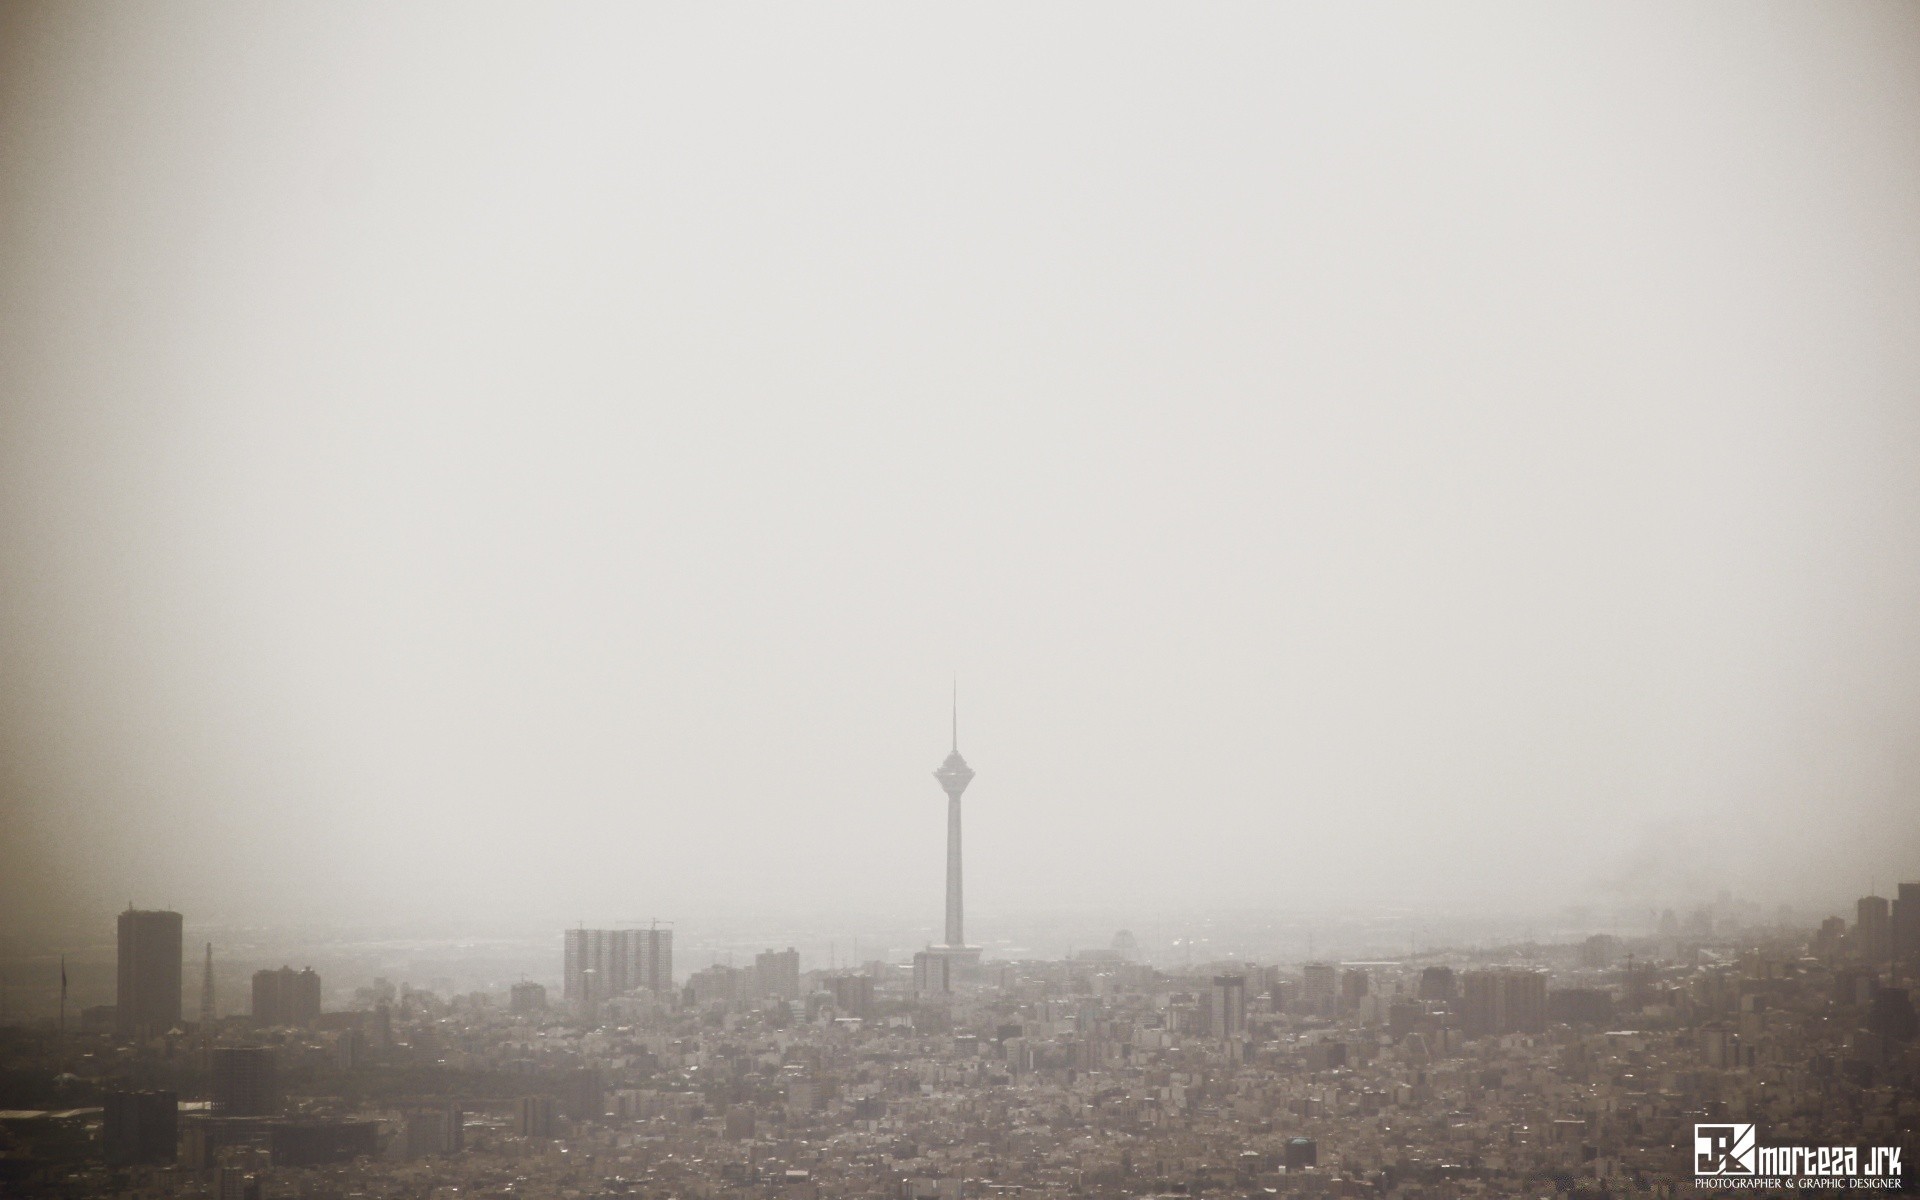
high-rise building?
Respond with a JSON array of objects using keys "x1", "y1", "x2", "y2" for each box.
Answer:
[
  {"x1": 827, "y1": 974, "x2": 874, "y2": 1017},
  {"x1": 1207, "y1": 975, "x2": 1247, "y2": 1041},
  {"x1": 913, "y1": 949, "x2": 953, "y2": 995},
  {"x1": 562, "y1": 928, "x2": 600, "y2": 1008},
  {"x1": 637, "y1": 926, "x2": 673, "y2": 992},
  {"x1": 1418, "y1": 965, "x2": 1457, "y2": 1001},
  {"x1": 1301, "y1": 962, "x2": 1338, "y2": 1018},
  {"x1": 1867, "y1": 986, "x2": 1917, "y2": 1043},
  {"x1": 687, "y1": 964, "x2": 740, "y2": 1006},
  {"x1": 1580, "y1": 934, "x2": 1620, "y2": 970},
  {"x1": 211, "y1": 1046, "x2": 279, "y2": 1116},
  {"x1": 756, "y1": 948, "x2": 800, "y2": 1000},
  {"x1": 1340, "y1": 968, "x2": 1371, "y2": 1015},
  {"x1": 1461, "y1": 971, "x2": 1498, "y2": 1035},
  {"x1": 509, "y1": 981, "x2": 547, "y2": 1014},
  {"x1": 1893, "y1": 883, "x2": 1920, "y2": 966},
  {"x1": 252, "y1": 966, "x2": 321, "y2": 1027},
  {"x1": 104, "y1": 1090, "x2": 177, "y2": 1165},
  {"x1": 1857, "y1": 894, "x2": 1891, "y2": 961},
  {"x1": 116, "y1": 909, "x2": 183, "y2": 1037},
  {"x1": 405, "y1": 1104, "x2": 464, "y2": 1158},
  {"x1": 563, "y1": 926, "x2": 674, "y2": 1009},
  {"x1": 517, "y1": 1095, "x2": 556, "y2": 1138},
  {"x1": 1460, "y1": 969, "x2": 1547, "y2": 1036}
]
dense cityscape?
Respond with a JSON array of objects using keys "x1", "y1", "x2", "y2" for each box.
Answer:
[
  {"x1": 1, "y1": 728, "x2": 1915, "y2": 1198},
  {"x1": 6, "y1": 2, "x2": 1919, "y2": 1196}
]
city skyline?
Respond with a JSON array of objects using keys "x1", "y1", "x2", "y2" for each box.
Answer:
[
  {"x1": 5, "y1": 749, "x2": 1916, "y2": 1191},
  {"x1": 2, "y1": 3, "x2": 1918, "y2": 1190},
  {"x1": 14, "y1": 722, "x2": 1914, "y2": 1022},
  {"x1": 5, "y1": 5, "x2": 1920, "y2": 936},
  {"x1": 2, "y1": 855, "x2": 1912, "y2": 1195}
]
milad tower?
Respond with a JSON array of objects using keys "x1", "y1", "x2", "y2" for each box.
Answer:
[{"x1": 921, "y1": 686, "x2": 982, "y2": 987}]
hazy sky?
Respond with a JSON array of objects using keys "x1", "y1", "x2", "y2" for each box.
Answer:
[{"x1": 4, "y1": 3, "x2": 1919, "y2": 936}]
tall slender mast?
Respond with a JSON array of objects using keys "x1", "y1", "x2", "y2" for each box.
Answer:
[{"x1": 932, "y1": 685, "x2": 975, "y2": 948}]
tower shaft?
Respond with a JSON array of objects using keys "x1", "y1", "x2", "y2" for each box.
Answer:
[{"x1": 946, "y1": 792, "x2": 963, "y2": 947}]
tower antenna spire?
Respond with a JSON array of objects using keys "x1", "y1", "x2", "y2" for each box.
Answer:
[{"x1": 952, "y1": 677, "x2": 958, "y2": 752}]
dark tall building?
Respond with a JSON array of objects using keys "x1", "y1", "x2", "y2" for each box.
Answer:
[
  {"x1": 756, "y1": 947, "x2": 801, "y2": 1000},
  {"x1": 104, "y1": 1091, "x2": 177, "y2": 1165},
  {"x1": 1208, "y1": 975, "x2": 1247, "y2": 1041},
  {"x1": 517, "y1": 1095, "x2": 556, "y2": 1138},
  {"x1": 1893, "y1": 883, "x2": 1920, "y2": 966},
  {"x1": 1857, "y1": 894, "x2": 1891, "y2": 961},
  {"x1": 211, "y1": 1046, "x2": 279, "y2": 1117},
  {"x1": 252, "y1": 966, "x2": 321, "y2": 1026},
  {"x1": 1418, "y1": 965, "x2": 1457, "y2": 1001},
  {"x1": 405, "y1": 1104, "x2": 464, "y2": 1158},
  {"x1": 1340, "y1": 968, "x2": 1371, "y2": 1015},
  {"x1": 1866, "y1": 985, "x2": 1917, "y2": 1043},
  {"x1": 509, "y1": 981, "x2": 548, "y2": 1014},
  {"x1": 1461, "y1": 969, "x2": 1547, "y2": 1036},
  {"x1": 116, "y1": 909, "x2": 183, "y2": 1037},
  {"x1": 827, "y1": 974, "x2": 874, "y2": 1017},
  {"x1": 1300, "y1": 962, "x2": 1338, "y2": 1017}
]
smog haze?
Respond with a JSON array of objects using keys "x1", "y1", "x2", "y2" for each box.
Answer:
[{"x1": 4, "y1": 3, "x2": 1920, "y2": 937}]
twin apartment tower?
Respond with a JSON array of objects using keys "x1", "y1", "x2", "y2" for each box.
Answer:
[{"x1": 561, "y1": 926, "x2": 673, "y2": 1009}]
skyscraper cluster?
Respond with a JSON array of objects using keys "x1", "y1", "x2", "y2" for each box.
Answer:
[
  {"x1": 561, "y1": 926, "x2": 673, "y2": 1010},
  {"x1": 1845, "y1": 884, "x2": 1920, "y2": 966}
]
